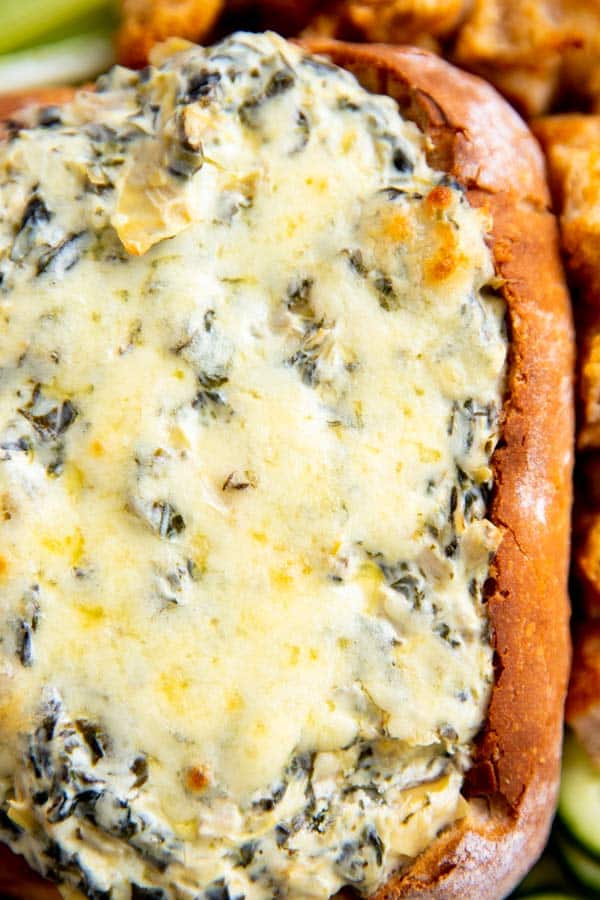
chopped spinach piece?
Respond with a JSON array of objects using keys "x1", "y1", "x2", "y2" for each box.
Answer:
[
  {"x1": 15, "y1": 619, "x2": 33, "y2": 666},
  {"x1": 374, "y1": 272, "x2": 397, "y2": 310},
  {"x1": 287, "y1": 347, "x2": 319, "y2": 386},
  {"x1": 236, "y1": 840, "x2": 258, "y2": 868},
  {"x1": 253, "y1": 782, "x2": 286, "y2": 812},
  {"x1": 344, "y1": 248, "x2": 368, "y2": 277},
  {"x1": 20, "y1": 195, "x2": 51, "y2": 231},
  {"x1": 444, "y1": 538, "x2": 458, "y2": 558},
  {"x1": 290, "y1": 110, "x2": 310, "y2": 154},
  {"x1": 0, "y1": 808, "x2": 22, "y2": 837},
  {"x1": 392, "y1": 146, "x2": 413, "y2": 173},
  {"x1": 437, "y1": 623, "x2": 450, "y2": 641},
  {"x1": 85, "y1": 792, "x2": 182, "y2": 870},
  {"x1": 86, "y1": 123, "x2": 118, "y2": 143},
  {"x1": 38, "y1": 106, "x2": 63, "y2": 128},
  {"x1": 198, "y1": 370, "x2": 229, "y2": 389},
  {"x1": 439, "y1": 724, "x2": 459, "y2": 741},
  {"x1": 18, "y1": 385, "x2": 77, "y2": 442},
  {"x1": 192, "y1": 388, "x2": 233, "y2": 422},
  {"x1": 46, "y1": 441, "x2": 66, "y2": 477},
  {"x1": 335, "y1": 840, "x2": 367, "y2": 884},
  {"x1": 147, "y1": 501, "x2": 186, "y2": 539},
  {"x1": 337, "y1": 96, "x2": 360, "y2": 111},
  {"x1": 76, "y1": 720, "x2": 107, "y2": 764},
  {"x1": 265, "y1": 68, "x2": 294, "y2": 97},
  {"x1": 37, "y1": 231, "x2": 88, "y2": 276},
  {"x1": 131, "y1": 887, "x2": 166, "y2": 900},
  {"x1": 275, "y1": 824, "x2": 290, "y2": 846},
  {"x1": 14, "y1": 585, "x2": 41, "y2": 667},
  {"x1": 205, "y1": 879, "x2": 244, "y2": 900},
  {"x1": 78, "y1": 876, "x2": 112, "y2": 900},
  {"x1": 238, "y1": 98, "x2": 261, "y2": 129},
  {"x1": 0, "y1": 435, "x2": 32, "y2": 460},
  {"x1": 286, "y1": 752, "x2": 313, "y2": 778},
  {"x1": 222, "y1": 470, "x2": 256, "y2": 491},
  {"x1": 286, "y1": 319, "x2": 331, "y2": 387},
  {"x1": 285, "y1": 276, "x2": 313, "y2": 314},
  {"x1": 167, "y1": 110, "x2": 204, "y2": 179},
  {"x1": 130, "y1": 755, "x2": 149, "y2": 789},
  {"x1": 10, "y1": 194, "x2": 52, "y2": 261},
  {"x1": 185, "y1": 70, "x2": 221, "y2": 101},
  {"x1": 363, "y1": 825, "x2": 384, "y2": 866},
  {"x1": 341, "y1": 782, "x2": 382, "y2": 801},
  {"x1": 368, "y1": 553, "x2": 425, "y2": 609}
]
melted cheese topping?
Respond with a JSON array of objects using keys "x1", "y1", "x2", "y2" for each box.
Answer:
[{"x1": 0, "y1": 33, "x2": 506, "y2": 900}]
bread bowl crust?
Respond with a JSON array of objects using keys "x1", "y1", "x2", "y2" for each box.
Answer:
[{"x1": 0, "y1": 43, "x2": 574, "y2": 900}]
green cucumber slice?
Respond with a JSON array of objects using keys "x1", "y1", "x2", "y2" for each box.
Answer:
[
  {"x1": 517, "y1": 893, "x2": 585, "y2": 899},
  {"x1": 516, "y1": 852, "x2": 572, "y2": 896},
  {"x1": 0, "y1": 30, "x2": 114, "y2": 92},
  {"x1": 0, "y1": 0, "x2": 114, "y2": 56},
  {"x1": 558, "y1": 731, "x2": 600, "y2": 859},
  {"x1": 557, "y1": 832, "x2": 600, "y2": 894}
]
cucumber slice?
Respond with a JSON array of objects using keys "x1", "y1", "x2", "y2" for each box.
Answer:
[
  {"x1": 516, "y1": 852, "x2": 572, "y2": 896},
  {"x1": 0, "y1": 0, "x2": 114, "y2": 56},
  {"x1": 517, "y1": 893, "x2": 585, "y2": 899},
  {"x1": 0, "y1": 30, "x2": 114, "y2": 92},
  {"x1": 559, "y1": 731, "x2": 600, "y2": 859},
  {"x1": 557, "y1": 832, "x2": 600, "y2": 894}
]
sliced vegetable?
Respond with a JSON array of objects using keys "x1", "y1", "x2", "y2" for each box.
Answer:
[
  {"x1": 515, "y1": 852, "x2": 572, "y2": 897},
  {"x1": 557, "y1": 831, "x2": 600, "y2": 894},
  {"x1": 0, "y1": 0, "x2": 115, "y2": 55},
  {"x1": 0, "y1": 30, "x2": 114, "y2": 92},
  {"x1": 559, "y1": 730, "x2": 600, "y2": 860},
  {"x1": 18, "y1": 4, "x2": 117, "y2": 49},
  {"x1": 518, "y1": 894, "x2": 585, "y2": 899}
]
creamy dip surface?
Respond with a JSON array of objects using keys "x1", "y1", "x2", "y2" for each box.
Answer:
[{"x1": 0, "y1": 32, "x2": 506, "y2": 900}]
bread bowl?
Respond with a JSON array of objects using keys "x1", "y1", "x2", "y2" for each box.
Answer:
[{"x1": 0, "y1": 32, "x2": 573, "y2": 900}]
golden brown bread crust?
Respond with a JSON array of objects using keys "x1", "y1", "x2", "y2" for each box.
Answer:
[
  {"x1": 117, "y1": 0, "x2": 225, "y2": 68},
  {"x1": 300, "y1": 0, "x2": 467, "y2": 46},
  {"x1": 0, "y1": 42, "x2": 574, "y2": 900},
  {"x1": 302, "y1": 40, "x2": 574, "y2": 900},
  {"x1": 111, "y1": 1, "x2": 600, "y2": 117},
  {"x1": 445, "y1": 0, "x2": 600, "y2": 117},
  {"x1": 451, "y1": 0, "x2": 575, "y2": 117},
  {"x1": 533, "y1": 115, "x2": 600, "y2": 451}
]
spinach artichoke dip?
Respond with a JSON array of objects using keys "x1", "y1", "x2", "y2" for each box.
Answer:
[{"x1": 0, "y1": 31, "x2": 507, "y2": 900}]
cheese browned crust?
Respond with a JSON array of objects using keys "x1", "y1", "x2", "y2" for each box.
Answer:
[{"x1": 0, "y1": 41, "x2": 573, "y2": 900}]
